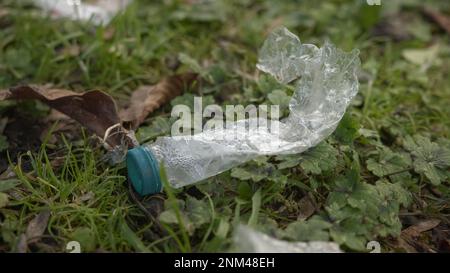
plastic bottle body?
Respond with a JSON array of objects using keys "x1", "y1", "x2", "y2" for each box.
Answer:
[
  {"x1": 147, "y1": 139, "x2": 256, "y2": 188},
  {"x1": 126, "y1": 27, "x2": 360, "y2": 196}
]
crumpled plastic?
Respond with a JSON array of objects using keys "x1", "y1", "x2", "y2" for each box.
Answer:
[
  {"x1": 33, "y1": 0, "x2": 132, "y2": 25},
  {"x1": 149, "y1": 27, "x2": 361, "y2": 188},
  {"x1": 232, "y1": 225, "x2": 342, "y2": 253}
]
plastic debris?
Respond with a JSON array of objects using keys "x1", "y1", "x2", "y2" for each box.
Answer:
[
  {"x1": 126, "y1": 27, "x2": 361, "y2": 195},
  {"x1": 232, "y1": 225, "x2": 342, "y2": 253},
  {"x1": 33, "y1": 0, "x2": 132, "y2": 25}
]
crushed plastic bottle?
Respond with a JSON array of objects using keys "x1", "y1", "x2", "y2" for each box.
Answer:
[
  {"x1": 126, "y1": 27, "x2": 360, "y2": 195},
  {"x1": 33, "y1": 0, "x2": 132, "y2": 25},
  {"x1": 232, "y1": 225, "x2": 342, "y2": 253}
]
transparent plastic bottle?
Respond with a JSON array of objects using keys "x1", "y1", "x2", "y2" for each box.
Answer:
[{"x1": 126, "y1": 27, "x2": 360, "y2": 195}]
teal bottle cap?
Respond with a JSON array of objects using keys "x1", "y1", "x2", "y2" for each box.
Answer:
[{"x1": 126, "y1": 146, "x2": 162, "y2": 196}]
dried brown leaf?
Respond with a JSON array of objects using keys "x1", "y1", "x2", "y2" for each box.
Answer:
[
  {"x1": 16, "y1": 234, "x2": 28, "y2": 253},
  {"x1": 297, "y1": 195, "x2": 316, "y2": 221},
  {"x1": 402, "y1": 218, "x2": 441, "y2": 238},
  {"x1": 1, "y1": 85, "x2": 130, "y2": 147},
  {"x1": 48, "y1": 109, "x2": 70, "y2": 120},
  {"x1": 26, "y1": 210, "x2": 51, "y2": 243},
  {"x1": 120, "y1": 73, "x2": 198, "y2": 128},
  {"x1": 424, "y1": 8, "x2": 450, "y2": 35},
  {"x1": 398, "y1": 238, "x2": 418, "y2": 253},
  {"x1": 1, "y1": 74, "x2": 197, "y2": 150}
]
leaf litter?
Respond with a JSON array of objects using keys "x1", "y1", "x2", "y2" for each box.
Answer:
[
  {"x1": 120, "y1": 73, "x2": 198, "y2": 129},
  {"x1": 0, "y1": 73, "x2": 197, "y2": 155},
  {"x1": 25, "y1": 210, "x2": 51, "y2": 243}
]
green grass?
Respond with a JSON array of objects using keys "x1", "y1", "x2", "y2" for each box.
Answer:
[{"x1": 1, "y1": 0, "x2": 450, "y2": 252}]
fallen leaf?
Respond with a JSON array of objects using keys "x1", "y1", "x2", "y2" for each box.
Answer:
[
  {"x1": 0, "y1": 85, "x2": 131, "y2": 148},
  {"x1": 423, "y1": 8, "x2": 450, "y2": 35},
  {"x1": 40, "y1": 109, "x2": 80, "y2": 145},
  {"x1": 297, "y1": 195, "x2": 316, "y2": 221},
  {"x1": 25, "y1": 210, "x2": 51, "y2": 243},
  {"x1": 120, "y1": 73, "x2": 198, "y2": 128},
  {"x1": 402, "y1": 44, "x2": 440, "y2": 67},
  {"x1": 44, "y1": 109, "x2": 71, "y2": 122},
  {"x1": 402, "y1": 219, "x2": 441, "y2": 238},
  {"x1": 394, "y1": 237, "x2": 418, "y2": 253},
  {"x1": 0, "y1": 74, "x2": 197, "y2": 154},
  {"x1": 16, "y1": 234, "x2": 28, "y2": 253}
]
